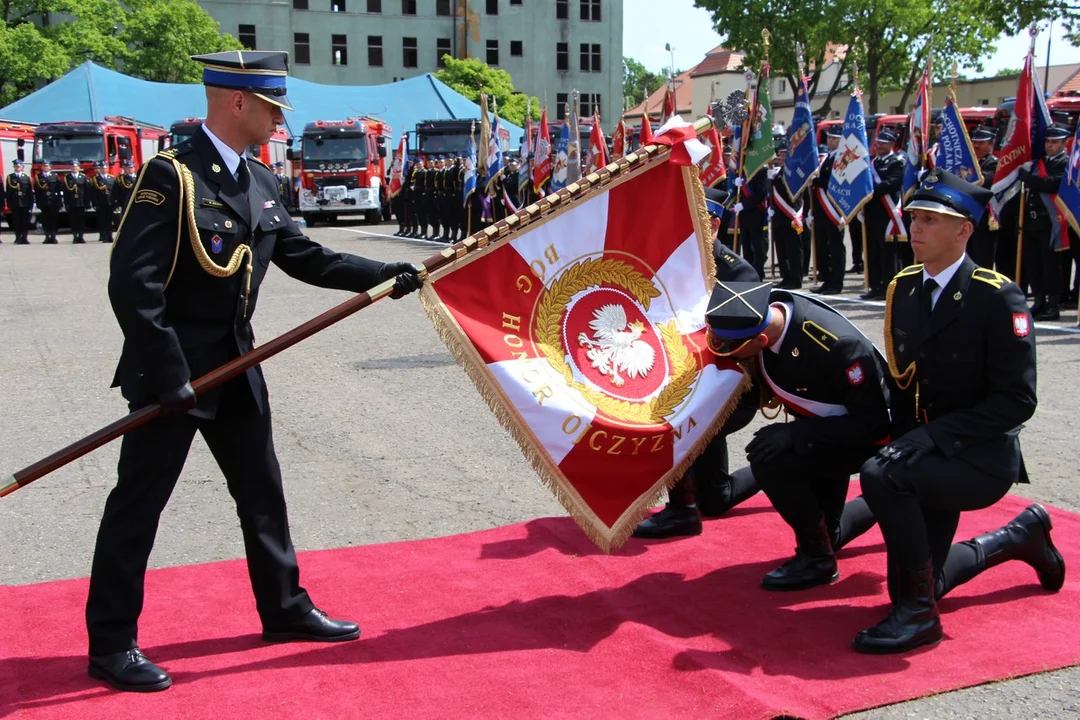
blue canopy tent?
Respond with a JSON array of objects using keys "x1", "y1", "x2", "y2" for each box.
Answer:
[{"x1": 0, "y1": 61, "x2": 523, "y2": 146}]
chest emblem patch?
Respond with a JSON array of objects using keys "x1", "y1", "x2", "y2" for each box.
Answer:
[
  {"x1": 211, "y1": 234, "x2": 223, "y2": 254},
  {"x1": 1013, "y1": 313, "x2": 1030, "y2": 337},
  {"x1": 846, "y1": 362, "x2": 865, "y2": 386}
]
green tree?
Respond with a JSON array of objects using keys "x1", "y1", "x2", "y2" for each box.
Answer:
[
  {"x1": 623, "y1": 58, "x2": 665, "y2": 108},
  {"x1": 0, "y1": 21, "x2": 69, "y2": 105},
  {"x1": 434, "y1": 55, "x2": 540, "y2": 126},
  {"x1": 994, "y1": 66, "x2": 1022, "y2": 77},
  {"x1": 122, "y1": 0, "x2": 243, "y2": 83}
]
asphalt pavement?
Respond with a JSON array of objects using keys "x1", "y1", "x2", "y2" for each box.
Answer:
[{"x1": 1, "y1": 222, "x2": 1077, "y2": 718}]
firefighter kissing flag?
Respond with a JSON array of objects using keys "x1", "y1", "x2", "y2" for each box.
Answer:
[{"x1": 420, "y1": 155, "x2": 749, "y2": 552}]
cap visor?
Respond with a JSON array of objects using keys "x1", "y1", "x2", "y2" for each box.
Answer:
[
  {"x1": 253, "y1": 91, "x2": 293, "y2": 111},
  {"x1": 906, "y1": 199, "x2": 968, "y2": 219}
]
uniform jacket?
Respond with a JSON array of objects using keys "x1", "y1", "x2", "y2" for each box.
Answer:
[
  {"x1": 64, "y1": 173, "x2": 90, "y2": 209},
  {"x1": 884, "y1": 259, "x2": 1037, "y2": 482},
  {"x1": 5, "y1": 172, "x2": 32, "y2": 208},
  {"x1": 108, "y1": 130, "x2": 389, "y2": 416},
  {"x1": 93, "y1": 173, "x2": 117, "y2": 209},
  {"x1": 274, "y1": 172, "x2": 292, "y2": 207},
  {"x1": 117, "y1": 171, "x2": 138, "y2": 211},
  {"x1": 865, "y1": 152, "x2": 903, "y2": 222},
  {"x1": 757, "y1": 291, "x2": 892, "y2": 454},
  {"x1": 973, "y1": 154, "x2": 999, "y2": 237},
  {"x1": 1025, "y1": 152, "x2": 1067, "y2": 226},
  {"x1": 713, "y1": 240, "x2": 760, "y2": 282},
  {"x1": 35, "y1": 171, "x2": 63, "y2": 209}
]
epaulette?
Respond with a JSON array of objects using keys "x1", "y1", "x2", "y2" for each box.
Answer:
[
  {"x1": 894, "y1": 264, "x2": 924, "y2": 279},
  {"x1": 802, "y1": 320, "x2": 839, "y2": 352},
  {"x1": 972, "y1": 267, "x2": 1009, "y2": 290},
  {"x1": 248, "y1": 155, "x2": 270, "y2": 171}
]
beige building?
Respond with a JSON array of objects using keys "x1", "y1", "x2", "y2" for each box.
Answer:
[{"x1": 877, "y1": 63, "x2": 1080, "y2": 114}]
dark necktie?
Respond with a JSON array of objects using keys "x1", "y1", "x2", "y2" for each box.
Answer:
[
  {"x1": 923, "y1": 278, "x2": 938, "y2": 323},
  {"x1": 236, "y1": 159, "x2": 250, "y2": 193}
]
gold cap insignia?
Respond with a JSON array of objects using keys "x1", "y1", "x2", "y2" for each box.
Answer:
[{"x1": 791, "y1": 347, "x2": 800, "y2": 357}]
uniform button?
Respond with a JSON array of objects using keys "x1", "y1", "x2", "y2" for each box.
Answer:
[
  {"x1": 953, "y1": 441, "x2": 962, "y2": 450},
  {"x1": 919, "y1": 352, "x2": 926, "y2": 359},
  {"x1": 951, "y1": 353, "x2": 958, "y2": 360}
]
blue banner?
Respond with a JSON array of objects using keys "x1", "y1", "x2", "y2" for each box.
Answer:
[
  {"x1": 1031, "y1": 70, "x2": 1053, "y2": 163},
  {"x1": 550, "y1": 122, "x2": 571, "y2": 192},
  {"x1": 463, "y1": 129, "x2": 477, "y2": 207},
  {"x1": 936, "y1": 94, "x2": 982, "y2": 184},
  {"x1": 826, "y1": 93, "x2": 874, "y2": 223},
  {"x1": 783, "y1": 76, "x2": 818, "y2": 199},
  {"x1": 1054, "y1": 122, "x2": 1080, "y2": 238}
]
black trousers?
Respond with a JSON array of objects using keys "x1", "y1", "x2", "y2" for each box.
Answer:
[
  {"x1": 864, "y1": 213, "x2": 898, "y2": 292},
  {"x1": 392, "y1": 194, "x2": 407, "y2": 232},
  {"x1": 815, "y1": 217, "x2": 845, "y2": 289},
  {"x1": 40, "y1": 207, "x2": 58, "y2": 241},
  {"x1": 9, "y1": 206, "x2": 30, "y2": 242},
  {"x1": 69, "y1": 206, "x2": 86, "y2": 241},
  {"x1": 96, "y1": 206, "x2": 114, "y2": 242},
  {"x1": 860, "y1": 435, "x2": 1014, "y2": 597},
  {"x1": 85, "y1": 380, "x2": 313, "y2": 655},
  {"x1": 752, "y1": 436, "x2": 878, "y2": 540},
  {"x1": 677, "y1": 396, "x2": 758, "y2": 514},
  {"x1": 772, "y1": 221, "x2": 804, "y2": 288},
  {"x1": 1023, "y1": 220, "x2": 1063, "y2": 303},
  {"x1": 740, "y1": 213, "x2": 768, "y2": 279},
  {"x1": 424, "y1": 195, "x2": 439, "y2": 236}
]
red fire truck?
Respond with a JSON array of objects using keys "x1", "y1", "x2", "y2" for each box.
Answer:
[
  {"x1": 297, "y1": 117, "x2": 392, "y2": 226},
  {"x1": 1, "y1": 119, "x2": 37, "y2": 228}
]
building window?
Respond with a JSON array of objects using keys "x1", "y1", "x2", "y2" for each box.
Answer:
[
  {"x1": 436, "y1": 37, "x2": 451, "y2": 67},
  {"x1": 486, "y1": 0, "x2": 498, "y2": 14},
  {"x1": 403, "y1": 37, "x2": 418, "y2": 68},
  {"x1": 332, "y1": 34, "x2": 348, "y2": 65},
  {"x1": 331, "y1": 0, "x2": 346, "y2": 11},
  {"x1": 366, "y1": 0, "x2": 380, "y2": 12},
  {"x1": 510, "y1": 0, "x2": 522, "y2": 4},
  {"x1": 979, "y1": 98, "x2": 989, "y2": 106},
  {"x1": 401, "y1": 0, "x2": 416, "y2": 13},
  {"x1": 556, "y1": 0, "x2": 568, "y2": 20},
  {"x1": 293, "y1": 0, "x2": 308, "y2": 8},
  {"x1": 436, "y1": 0, "x2": 451, "y2": 16},
  {"x1": 238, "y1": 24, "x2": 256, "y2": 50},
  {"x1": 510, "y1": 40, "x2": 522, "y2": 57},
  {"x1": 486, "y1": 39, "x2": 499, "y2": 66},
  {"x1": 580, "y1": 43, "x2": 600, "y2": 72},
  {"x1": 556, "y1": 42, "x2": 568, "y2": 71},
  {"x1": 556, "y1": 92, "x2": 568, "y2": 121},
  {"x1": 580, "y1": 93, "x2": 600, "y2": 117},
  {"x1": 294, "y1": 32, "x2": 311, "y2": 64},
  {"x1": 367, "y1": 35, "x2": 382, "y2": 66},
  {"x1": 580, "y1": 0, "x2": 600, "y2": 21}
]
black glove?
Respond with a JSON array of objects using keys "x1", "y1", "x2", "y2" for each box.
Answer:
[
  {"x1": 745, "y1": 424, "x2": 796, "y2": 465},
  {"x1": 1017, "y1": 167, "x2": 1033, "y2": 183},
  {"x1": 158, "y1": 381, "x2": 196, "y2": 417},
  {"x1": 378, "y1": 261, "x2": 424, "y2": 299},
  {"x1": 876, "y1": 426, "x2": 936, "y2": 468}
]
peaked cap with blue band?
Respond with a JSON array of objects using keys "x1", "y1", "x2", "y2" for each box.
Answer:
[
  {"x1": 704, "y1": 186, "x2": 729, "y2": 220},
  {"x1": 191, "y1": 50, "x2": 293, "y2": 111},
  {"x1": 907, "y1": 169, "x2": 993, "y2": 225},
  {"x1": 705, "y1": 281, "x2": 774, "y2": 339}
]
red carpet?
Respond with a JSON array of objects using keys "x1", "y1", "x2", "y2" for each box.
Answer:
[{"x1": 2, "y1": 490, "x2": 1078, "y2": 720}]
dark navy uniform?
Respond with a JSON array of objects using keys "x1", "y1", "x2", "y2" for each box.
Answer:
[
  {"x1": 92, "y1": 161, "x2": 118, "y2": 243},
  {"x1": 855, "y1": 169, "x2": 1061, "y2": 655},
  {"x1": 736, "y1": 168, "x2": 771, "y2": 278},
  {"x1": 771, "y1": 145, "x2": 805, "y2": 290},
  {"x1": 966, "y1": 127, "x2": 999, "y2": 269},
  {"x1": 810, "y1": 132, "x2": 846, "y2": 294},
  {"x1": 35, "y1": 162, "x2": 63, "y2": 244},
  {"x1": 1018, "y1": 124, "x2": 1070, "y2": 320},
  {"x1": 6, "y1": 161, "x2": 33, "y2": 244},
  {"x1": 116, "y1": 160, "x2": 138, "y2": 217},
  {"x1": 272, "y1": 162, "x2": 292, "y2": 210},
  {"x1": 863, "y1": 135, "x2": 905, "y2": 299},
  {"x1": 85, "y1": 51, "x2": 423, "y2": 688},
  {"x1": 64, "y1": 161, "x2": 90, "y2": 243}
]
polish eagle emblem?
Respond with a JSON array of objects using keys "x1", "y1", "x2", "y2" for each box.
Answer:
[{"x1": 577, "y1": 304, "x2": 656, "y2": 387}]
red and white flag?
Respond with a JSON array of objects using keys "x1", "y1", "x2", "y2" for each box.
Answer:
[
  {"x1": 532, "y1": 107, "x2": 552, "y2": 196},
  {"x1": 388, "y1": 133, "x2": 407, "y2": 198},
  {"x1": 420, "y1": 155, "x2": 748, "y2": 551},
  {"x1": 587, "y1": 112, "x2": 607, "y2": 173},
  {"x1": 698, "y1": 106, "x2": 727, "y2": 188},
  {"x1": 639, "y1": 112, "x2": 654, "y2": 147},
  {"x1": 992, "y1": 49, "x2": 1035, "y2": 214},
  {"x1": 612, "y1": 117, "x2": 627, "y2": 160}
]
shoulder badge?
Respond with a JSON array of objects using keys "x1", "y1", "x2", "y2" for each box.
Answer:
[
  {"x1": 972, "y1": 267, "x2": 1009, "y2": 290},
  {"x1": 802, "y1": 320, "x2": 838, "y2": 351}
]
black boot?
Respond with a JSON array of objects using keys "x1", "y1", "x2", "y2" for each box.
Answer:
[
  {"x1": 697, "y1": 466, "x2": 759, "y2": 517},
  {"x1": 963, "y1": 503, "x2": 1065, "y2": 592},
  {"x1": 761, "y1": 518, "x2": 839, "y2": 591},
  {"x1": 632, "y1": 476, "x2": 702, "y2": 539},
  {"x1": 1034, "y1": 302, "x2": 1060, "y2": 321},
  {"x1": 853, "y1": 560, "x2": 942, "y2": 654}
]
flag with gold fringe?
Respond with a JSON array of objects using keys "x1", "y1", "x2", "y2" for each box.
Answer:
[{"x1": 419, "y1": 129, "x2": 749, "y2": 552}]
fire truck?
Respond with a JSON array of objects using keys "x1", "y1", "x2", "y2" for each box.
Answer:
[
  {"x1": 415, "y1": 118, "x2": 511, "y2": 158},
  {"x1": 1, "y1": 120, "x2": 37, "y2": 228},
  {"x1": 170, "y1": 118, "x2": 295, "y2": 209},
  {"x1": 994, "y1": 91, "x2": 1080, "y2": 148},
  {"x1": 297, "y1": 117, "x2": 392, "y2": 226}
]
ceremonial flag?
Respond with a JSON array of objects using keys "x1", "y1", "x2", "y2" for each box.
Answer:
[
  {"x1": 784, "y1": 74, "x2": 818, "y2": 199},
  {"x1": 698, "y1": 105, "x2": 727, "y2": 189},
  {"x1": 827, "y1": 92, "x2": 874, "y2": 223},
  {"x1": 419, "y1": 143, "x2": 748, "y2": 552},
  {"x1": 587, "y1": 112, "x2": 607, "y2": 173},
  {"x1": 462, "y1": 122, "x2": 478, "y2": 207},
  {"x1": 533, "y1": 107, "x2": 552, "y2": 195},
  {"x1": 903, "y1": 61, "x2": 932, "y2": 199},
  {"x1": 486, "y1": 102, "x2": 504, "y2": 194},
  {"x1": 742, "y1": 65, "x2": 775, "y2": 182},
  {"x1": 567, "y1": 91, "x2": 582, "y2": 184},
  {"x1": 388, "y1": 133, "x2": 407, "y2": 199},
  {"x1": 479, "y1": 94, "x2": 492, "y2": 175},
  {"x1": 936, "y1": 88, "x2": 982, "y2": 184},
  {"x1": 991, "y1": 48, "x2": 1036, "y2": 213},
  {"x1": 640, "y1": 111, "x2": 654, "y2": 146},
  {"x1": 661, "y1": 85, "x2": 676, "y2": 124},
  {"x1": 1055, "y1": 120, "x2": 1080, "y2": 237},
  {"x1": 612, "y1": 116, "x2": 627, "y2": 160},
  {"x1": 551, "y1": 120, "x2": 571, "y2": 192},
  {"x1": 523, "y1": 99, "x2": 533, "y2": 178}
]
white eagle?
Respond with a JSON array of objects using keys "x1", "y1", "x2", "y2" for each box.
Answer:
[{"x1": 577, "y1": 304, "x2": 656, "y2": 387}]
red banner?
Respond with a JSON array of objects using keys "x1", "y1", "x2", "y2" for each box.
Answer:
[
  {"x1": 587, "y1": 113, "x2": 607, "y2": 173},
  {"x1": 698, "y1": 108, "x2": 727, "y2": 188},
  {"x1": 532, "y1": 107, "x2": 552, "y2": 195}
]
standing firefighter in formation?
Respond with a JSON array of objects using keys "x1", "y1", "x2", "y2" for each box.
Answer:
[{"x1": 85, "y1": 50, "x2": 424, "y2": 694}]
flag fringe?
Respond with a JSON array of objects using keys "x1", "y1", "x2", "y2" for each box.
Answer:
[{"x1": 683, "y1": 165, "x2": 718, "y2": 284}]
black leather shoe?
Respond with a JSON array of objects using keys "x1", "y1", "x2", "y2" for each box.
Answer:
[
  {"x1": 1033, "y1": 305, "x2": 1060, "y2": 322},
  {"x1": 632, "y1": 504, "x2": 702, "y2": 539},
  {"x1": 853, "y1": 561, "x2": 942, "y2": 654},
  {"x1": 88, "y1": 648, "x2": 172, "y2": 692},
  {"x1": 262, "y1": 608, "x2": 360, "y2": 643},
  {"x1": 859, "y1": 289, "x2": 884, "y2": 301},
  {"x1": 761, "y1": 548, "x2": 839, "y2": 590}
]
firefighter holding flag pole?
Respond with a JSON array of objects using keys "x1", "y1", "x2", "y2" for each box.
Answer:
[{"x1": 390, "y1": 132, "x2": 409, "y2": 236}]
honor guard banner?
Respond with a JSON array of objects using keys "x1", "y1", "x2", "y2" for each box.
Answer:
[
  {"x1": 420, "y1": 154, "x2": 748, "y2": 552},
  {"x1": 698, "y1": 106, "x2": 727, "y2": 189},
  {"x1": 463, "y1": 125, "x2": 478, "y2": 207},
  {"x1": 1054, "y1": 121, "x2": 1080, "y2": 237},
  {"x1": 566, "y1": 91, "x2": 583, "y2": 185},
  {"x1": 550, "y1": 121, "x2": 571, "y2": 193},
  {"x1": 937, "y1": 90, "x2": 983, "y2": 185},
  {"x1": 742, "y1": 68, "x2": 775, "y2": 182},
  {"x1": 784, "y1": 75, "x2": 818, "y2": 199},
  {"x1": 389, "y1": 134, "x2": 407, "y2": 198},
  {"x1": 991, "y1": 50, "x2": 1037, "y2": 214},
  {"x1": 532, "y1": 108, "x2": 552, "y2": 195},
  {"x1": 903, "y1": 63, "x2": 931, "y2": 200},
  {"x1": 827, "y1": 93, "x2": 874, "y2": 224}
]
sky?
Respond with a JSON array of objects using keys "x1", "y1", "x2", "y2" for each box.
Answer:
[{"x1": 622, "y1": 0, "x2": 1080, "y2": 80}]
